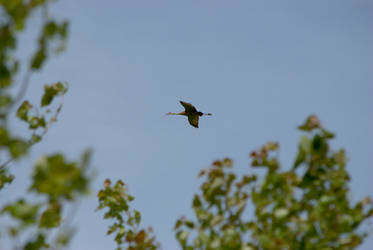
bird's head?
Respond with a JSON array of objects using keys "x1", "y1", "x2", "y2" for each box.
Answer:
[{"x1": 199, "y1": 112, "x2": 212, "y2": 116}]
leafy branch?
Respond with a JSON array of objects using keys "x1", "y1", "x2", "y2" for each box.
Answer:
[
  {"x1": 1, "y1": 151, "x2": 91, "y2": 249},
  {"x1": 97, "y1": 179, "x2": 159, "y2": 250},
  {"x1": 173, "y1": 115, "x2": 373, "y2": 250},
  {"x1": 0, "y1": 82, "x2": 68, "y2": 171}
]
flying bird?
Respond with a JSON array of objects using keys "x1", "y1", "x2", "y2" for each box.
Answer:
[{"x1": 167, "y1": 101, "x2": 212, "y2": 128}]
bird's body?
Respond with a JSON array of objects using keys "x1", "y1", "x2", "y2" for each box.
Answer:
[{"x1": 167, "y1": 101, "x2": 212, "y2": 128}]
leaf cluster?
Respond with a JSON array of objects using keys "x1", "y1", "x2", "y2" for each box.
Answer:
[
  {"x1": 97, "y1": 179, "x2": 159, "y2": 250},
  {"x1": 1, "y1": 151, "x2": 91, "y2": 249},
  {"x1": 173, "y1": 115, "x2": 373, "y2": 250},
  {"x1": 0, "y1": 0, "x2": 70, "y2": 187},
  {"x1": 174, "y1": 158, "x2": 256, "y2": 250},
  {"x1": 0, "y1": 1, "x2": 92, "y2": 249},
  {"x1": 0, "y1": 0, "x2": 68, "y2": 90}
]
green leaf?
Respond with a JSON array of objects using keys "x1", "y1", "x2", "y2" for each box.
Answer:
[
  {"x1": 2, "y1": 199, "x2": 39, "y2": 226},
  {"x1": 39, "y1": 202, "x2": 61, "y2": 228},
  {"x1": 28, "y1": 116, "x2": 46, "y2": 129},
  {"x1": 322, "y1": 129, "x2": 335, "y2": 139},
  {"x1": 30, "y1": 49, "x2": 46, "y2": 70},
  {"x1": 293, "y1": 147, "x2": 306, "y2": 169},
  {"x1": 298, "y1": 115, "x2": 321, "y2": 131},
  {"x1": 274, "y1": 208, "x2": 289, "y2": 219},
  {"x1": 174, "y1": 219, "x2": 183, "y2": 230},
  {"x1": 299, "y1": 135, "x2": 311, "y2": 154},
  {"x1": 312, "y1": 134, "x2": 324, "y2": 153},
  {"x1": 43, "y1": 21, "x2": 58, "y2": 36},
  {"x1": 0, "y1": 170, "x2": 14, "y2": 190},
  {"x1": 177, "y1": 230, "x2": 189, "y2": 242},
  {"x1": 367, "y1": 208, "x2": 373, "y2": 217},
  {"x1": 264, "y1": 142, "x2": 279, "y2": 151},
  {"x1": 41, "y1": 82, "x2": 65, "y2": 107},
  {"x1": 134, "y1": 210, "x2": 141, "y2": 225},
  {"x1": 193, "y1": 195, "x2": 202, "y2": 208},
  {"x1": 16, "y1": 100, "x2": 32, "y2": 121},
  {"x1": 31, "y1": 134, "x2": 42, "y2": 144},
  {"x1": 0, "y1": 64, "x2": 12, "y2": 88},
  {"x1": 223, "y1": 158, "x2": 233, "y2": 167},
  {"x1": 0, "y1": 94, "x2": 12, "y2": 107},
  {"x1": 184, "y1": 220, "x2": 195, "y2": 229},
  {"x1": 24, "y1": 234, "x2": 49, "y2": 250},
  {"x1": 0, "y1": 127, "x2": 9, "y2": 145},
  {"x1": 9, "y1": 138, "x2": 29, "y2": 158}
]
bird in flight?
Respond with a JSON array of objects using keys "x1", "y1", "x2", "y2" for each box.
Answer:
[{"x1": 167, "y1": 101, "x2": 212, "y2": 128}]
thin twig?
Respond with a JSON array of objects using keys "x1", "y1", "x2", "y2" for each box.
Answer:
[
  {"x1": 6, "y1": 2, "x2": 51, "y2": 115},
  {"x1": 0, "y1": 93, "x2": 65, "y2": 171},
  {"x1": 8, "y1": 69, "x2": 32, "y2": 112},
  {"x1": 0, "y1": 69, "x2": 32, "y2": 169},
  {"x1": 0, "y1": 157, "x2": 15, "y2": 171}
]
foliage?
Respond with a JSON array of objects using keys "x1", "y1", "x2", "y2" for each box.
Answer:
[
  {"x1": 1, "y1": 151, "x2": 91, "y2": 248},
  {"x1": 1, "y1": 1, "x2": 371, "y2": 250},
  {"x1": 173, "y1": 115, "x2": 373, "y2": 250},
  {"x1": 97, "y1": 179, "x2": 159, "y2": 250},
  {"x1": 0, "y1": 0, "x2": 70, "y2": 189},
  {"x1": 0, "y1": 0, "x2": 91, "y2": 249},
  {"x1": 174, "y1": 158, "x2": 256, "y2": 250}
]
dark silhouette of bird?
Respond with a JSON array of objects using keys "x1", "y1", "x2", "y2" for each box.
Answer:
[{"x1": 167, "y1": 101, "x2": 212, "y2": 128}]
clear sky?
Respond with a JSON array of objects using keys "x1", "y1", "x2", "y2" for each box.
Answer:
[{"x1": 4, "y1": 0, "x2": 373, "y2": 249}]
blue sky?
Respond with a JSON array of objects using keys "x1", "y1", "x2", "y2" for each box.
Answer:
[{"x1": 3, "y1": 0, "x2": 373, "y2": 249}]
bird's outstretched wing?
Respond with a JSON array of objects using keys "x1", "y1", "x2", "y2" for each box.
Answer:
[
  {"x1": 188, "y1": 114, "x2": 199, "y2": 128},
  {"x1": 180, "y1": 101, "x2": 197, "y2": 112}
]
